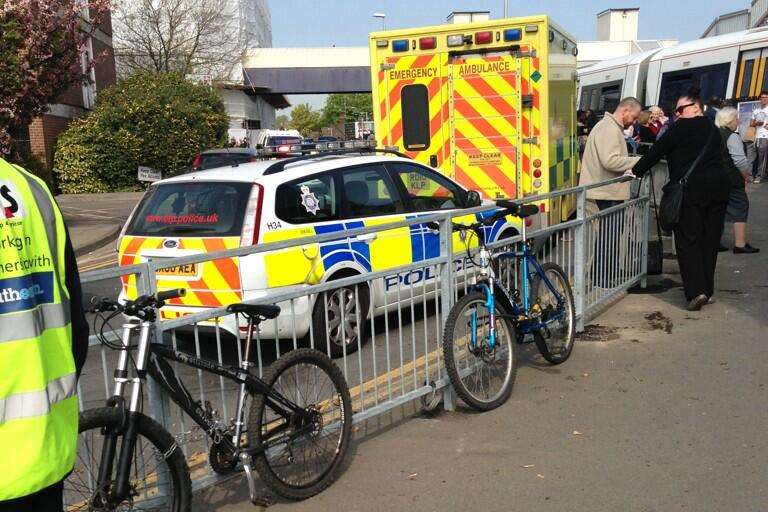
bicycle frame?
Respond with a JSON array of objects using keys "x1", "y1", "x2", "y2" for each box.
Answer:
[
  {"x1": 468, "y1": 220, "x2": 567, "y2": 346},
  {"x1": 101, "y1": 319, "x2": 314, "y2": 503}
]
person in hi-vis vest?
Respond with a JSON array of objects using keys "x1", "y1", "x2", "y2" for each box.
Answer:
[{"x1": 0, "y1": 159, "x2": 88, "y2": 511}]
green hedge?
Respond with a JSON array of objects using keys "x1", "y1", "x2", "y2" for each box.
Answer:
[{"x1": 55, "y1": 72, "x2": 229, "y2": 193}]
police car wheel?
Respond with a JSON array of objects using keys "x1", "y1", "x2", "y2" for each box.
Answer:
[{"x1": 312, "y1": 283, "x2": 369, "y2": 358}]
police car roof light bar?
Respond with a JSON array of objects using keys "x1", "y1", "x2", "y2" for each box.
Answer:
[{"x1": 262, "y1": 144, "x2": 410, "y2": 175}]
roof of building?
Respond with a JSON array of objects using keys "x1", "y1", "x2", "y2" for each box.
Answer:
[
  {"x1": 700, "y1": 9, "x2": 750, "y2": 38},
  {"x1": 596, "y1": 7, "x2": 639, "y2": 16}
]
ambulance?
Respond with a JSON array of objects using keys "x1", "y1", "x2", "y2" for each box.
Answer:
[{"x1": 370, "y1": 15, "x2": 580, "y2": 228}]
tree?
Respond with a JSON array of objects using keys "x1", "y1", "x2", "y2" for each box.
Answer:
[
  {"x1": 112, "y1": 0, "x2": 243, "y2": 81},
  {"x1": 321, "y1": 94, "x2": 373, "y2": 127},
  {"x1": 288, "y1": 104, "x2": 321, "y2": 138},
  {"x1": 0, "y1": 0, "x2": 109, "y2": 157},
  {"x1": 54, "y1": 72, "x2": 229, "y2": 193}
]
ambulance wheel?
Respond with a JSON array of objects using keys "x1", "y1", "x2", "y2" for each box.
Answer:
[{"x1": 312, "y1": 281, "x2": 369, "y2": 358}]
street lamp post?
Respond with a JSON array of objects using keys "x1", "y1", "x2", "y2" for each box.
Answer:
[{"x1": 373, "y1": 12, "x2": 386, "y2": 30}]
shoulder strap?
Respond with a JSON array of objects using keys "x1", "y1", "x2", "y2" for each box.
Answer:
[{"x1": 681, "y1": 124, "x2": 715, "y2": 184}]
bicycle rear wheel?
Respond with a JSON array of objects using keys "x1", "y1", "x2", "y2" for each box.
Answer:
[
  {"x1": 530, "y1": 262, "x2": 575, "y2": 364},
  {"x1": 64, "y1": 407, "x2": 191, "y2": 512},
  {"x1": 249, "y1": 348, "x2": 352, "y2": 500},
  {"x1": 443, "y1": 291, "x2": 518, "y2": 411}
]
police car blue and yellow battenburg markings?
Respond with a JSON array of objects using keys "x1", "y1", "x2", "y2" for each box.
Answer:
[
  {"x1": 258, "y1": 211, "x2": 517, "y2": 290},
  {"x1": 0, "y1": 160, "x2": 78, "y2": 500},
  {"x1": 370, "y1": 15, "x2": 581, "y2": 228}
]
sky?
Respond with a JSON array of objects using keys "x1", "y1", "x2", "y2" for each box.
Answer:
[{"x1": 266, "y1": 0, "x2": 735, "y2": 112}]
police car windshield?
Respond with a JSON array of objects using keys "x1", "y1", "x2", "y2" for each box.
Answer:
[{"x1": 127, "y1": 182, "x2": 252, "y2": 237}]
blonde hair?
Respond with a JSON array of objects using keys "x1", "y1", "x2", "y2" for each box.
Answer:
[
  {"x1": 714, "y1": 106, "x2": 738, "y2": 128},
  {"x1": 638, "y1": 110, "x2": 651, "y2": 126}
]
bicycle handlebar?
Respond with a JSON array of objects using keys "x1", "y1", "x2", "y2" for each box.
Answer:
[
  {"x1": 90, "y1": 288, "x2": 186, "y2": 315},
  {"x1": 425, "y1": 199, "x2": 536, "y2": 234}
]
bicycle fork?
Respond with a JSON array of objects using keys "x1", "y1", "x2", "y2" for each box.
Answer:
[{"x1": 97, "y1": 321, "x2": 154, "y2": 504}]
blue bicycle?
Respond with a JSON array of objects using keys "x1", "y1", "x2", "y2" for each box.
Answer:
[{"x1": 439, "y1": 200, "x2": 576, "y2": 411}]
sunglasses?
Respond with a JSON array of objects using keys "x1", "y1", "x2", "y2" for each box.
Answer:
[{"x1": 675, "y1": 103, "x2": 695, "y2": 115}]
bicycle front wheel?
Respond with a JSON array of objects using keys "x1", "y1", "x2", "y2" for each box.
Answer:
[
  {"x1": 530, "y1": 262, "x2": 576, "y2": 364},
  {"x1": 443, "y1": 291, "x2": 518, "y2": 411},
  {"x1": 64, "y1": 407, "x2": 191, "y2": 512},
  {"x1": 249, "y1": 348, "x2": 353, "y2": 500}
]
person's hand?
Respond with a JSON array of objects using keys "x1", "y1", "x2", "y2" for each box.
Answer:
[{"x1": 623, "y1": 169, "x2": 636, "y2": 178}]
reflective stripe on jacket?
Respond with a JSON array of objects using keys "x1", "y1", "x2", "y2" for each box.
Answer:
[{"x1": 0, "y1": 159, "x2": 78, "y2": 501}]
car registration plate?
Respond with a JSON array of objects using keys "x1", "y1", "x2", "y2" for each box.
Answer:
[{"x1": 156, "y1": 263, "x2": 198, "y2": 277}]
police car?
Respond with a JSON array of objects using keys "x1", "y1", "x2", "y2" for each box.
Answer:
[{"x1": 118, "y1": 144, "x2": 523, "y2": 357}]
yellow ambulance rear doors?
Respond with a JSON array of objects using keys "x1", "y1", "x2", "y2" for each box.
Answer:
[
  {"x1": 376, "y1": 53, "x2": 449, "y2": 169},
  {"x1": 449, "y1": 52, "x2": 522, "y2": 200}
]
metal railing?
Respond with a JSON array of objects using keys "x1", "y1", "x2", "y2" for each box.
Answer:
[{"x1": 70, "y1": 165, "x2": 661, "y2": 504}]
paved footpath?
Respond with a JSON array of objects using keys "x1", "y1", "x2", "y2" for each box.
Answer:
[{"x1": 195, "y1": 185, "x2": 768, "y2": 511}]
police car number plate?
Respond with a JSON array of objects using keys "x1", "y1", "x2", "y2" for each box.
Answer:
[{"x1": 156, "y1": 263, "x2": 198, "y2": 277}]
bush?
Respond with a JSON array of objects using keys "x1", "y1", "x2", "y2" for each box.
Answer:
[{"x1": 55, "y1": 72, "x2": 229, "y2": 193}]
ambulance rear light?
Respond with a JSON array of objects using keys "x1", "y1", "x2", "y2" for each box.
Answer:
[
  {"x1": 192, "y1": 153, "x2": 202, "y2": 169},
  {"x1": 392, "y1": 39, "x2": 409, "y2": 52},
  {"x1": 504, "y1": 28, "x2": 522, "y2": 41},
  {"x1": 525, "y1": 25, "x2": 539, "y2": 33},
  {"x1": 533, "y1": 179, "x2": 542, "y2": 189},
  {"x1": 419, "y1": 37, "x2": 437, "y2": 50},
  {"x1": 539, "y1": 203, "x2": 546, "y2": 213},
  {"x1": 474, "y1": 31, "x2": 493, "y2": 44},
  {"x1": 533, "y1": 159, "x2": 541, "y2": 168},
  {"x1": 376, "y1": 39, "x2": 388, "y2": 48},
  {"x1": 446, "y1": 34, "x2": 465, "y2": 47},
  {"x1": 240, "y1": 183, "x2": 264, "y2": 246},
  {"x1": 533, "y1": 169, "x2": 542, "y2": 178}
]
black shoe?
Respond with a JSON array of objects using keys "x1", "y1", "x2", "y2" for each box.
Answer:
[
  {"x1": 687, "y1": 294, "x2": 708, "y2": 311},
  {"x1": 733, "y1": 244, "x2": 759, "y2": 254},
  {"x1": 717, "y1": 244, "x2": 729, "y2": 252}
]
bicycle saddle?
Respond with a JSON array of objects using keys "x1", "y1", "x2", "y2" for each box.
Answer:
[
  {"x1": 496, "y1": 200, "x2": 539, "y2": 218},
  {"x1": 227, "y1": 303, "x2": 281, "y2": 319}
]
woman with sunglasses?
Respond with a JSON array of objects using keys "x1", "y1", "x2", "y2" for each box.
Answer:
[{"x1": 630, "y1": 93, "x2": 731, "y2": 311}]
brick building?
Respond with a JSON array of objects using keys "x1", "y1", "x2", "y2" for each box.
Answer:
[{"x1": 25, "y1": 7, "x2": 116, "y2": 171}]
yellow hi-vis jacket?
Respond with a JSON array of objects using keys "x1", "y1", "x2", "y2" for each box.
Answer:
[{"x1": 0, "y1": 159, "x2": 78, "y2": 500}]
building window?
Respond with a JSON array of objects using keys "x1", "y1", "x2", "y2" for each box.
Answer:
[
  {"x1": 244, "y1": 119, "x2": 261, "y2": 130},
  {"x1": 81, "y1": 37, "x2": 96, "y2": 109}
]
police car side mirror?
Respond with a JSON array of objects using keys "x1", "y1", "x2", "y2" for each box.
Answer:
[{"x1": 466, "y1": 190, "x2": 482, "y2": 207}]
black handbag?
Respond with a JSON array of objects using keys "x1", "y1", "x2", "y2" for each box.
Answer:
[{"x1": 658, "y1": 126, "x2": 714, "y2": 231}]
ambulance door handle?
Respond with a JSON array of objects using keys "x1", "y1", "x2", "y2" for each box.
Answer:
[{"x1": 356, "y1": 233, "x2": 378, "y2": 244}]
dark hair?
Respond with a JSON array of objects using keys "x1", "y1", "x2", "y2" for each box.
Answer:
[
  {"x1": 760, "y1": 90, "x2": 768, "y2": 97},
  {"x1": 678, "y1": 89, "x2": 703, "y2": 110},
  {"x1": 707, "y1": 96, "x2": 722, "y2": 108}
]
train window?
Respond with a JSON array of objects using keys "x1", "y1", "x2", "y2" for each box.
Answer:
[
  {"x1": 579, "y1": 80, "x2": 623, "y2": 115},
  {"x1": 658, "y1": 63, "x2": 730, "y2": 114},
  {"x1": 600, "y1": 84, "x2": 621, "y2": 113},
  {"x1": 739, "y1": 60, "x2": 755, "y2": 98}
]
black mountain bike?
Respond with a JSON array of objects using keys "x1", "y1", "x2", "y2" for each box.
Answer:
[{"x1": 65, "y1": 289, "x2": 352, "y2": 510}]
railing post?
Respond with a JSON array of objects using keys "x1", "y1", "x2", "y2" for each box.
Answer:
[
  {"x1": 574, "y1": 188, "x2": 587, "y2": 332},
  {"x1": 640, "y1": 166, "x2": 653, "y2": 289},
  {"x1": 139, "y1": 262, "x2": 172, "y2": 429},
  {"x1": 438, "y1": 214, "x2": 457, "y2": 411}
]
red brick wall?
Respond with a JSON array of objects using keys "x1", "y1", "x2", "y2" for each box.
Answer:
[{"x1": 29, "y1": 115, "x2": 70, "y2": 169}]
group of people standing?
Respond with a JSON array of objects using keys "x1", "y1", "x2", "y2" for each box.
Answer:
[{"x1": 579, "y1": 91, "x2": 760, "y2": 312}]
